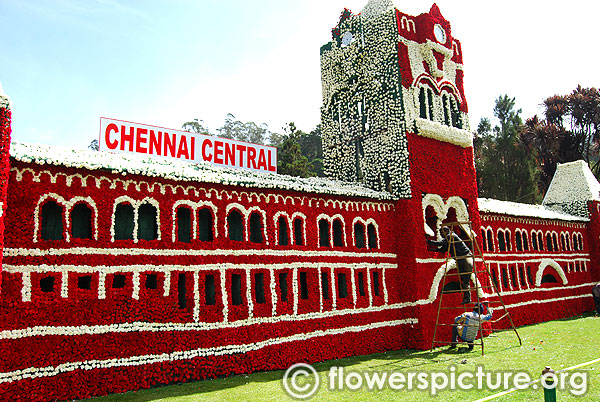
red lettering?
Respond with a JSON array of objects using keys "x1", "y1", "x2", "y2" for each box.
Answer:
[
  {"x1": 224, "y1": 142, "x2": 235, "y2": 165},
  {"x1": 105, "y1": 123, "x2": 119, "y2": 150},
  {"x1": 236, "y1": 144, "x2": 246, "y2": 167},
  {"x1": 268, "y1": 149, "x2": 277, "y2": 172},
  {"x1": 163, "y1": 132, "x2": 176, "y2": 157},
  {"x1": 149, "y1": 130, "x2": 162, "y2": 155},
  {"x1": 214, "y1": 141, "x2": 224, "y2": 164},
  {"x1": 191, "y1": 137, "x2": 196, "y2": 160},
  {"x1": 247, "y1": 146, "x2": 257, "y2": 169},
  {"x1": 120, "y1": 125, "x2": 134, "y2": 152},
  {"x1": 202, "y1": 138, "x2": 213, "y2": 162},
  {"x1": 257, "y1": 148, "x2": 267, "y2": 170},
  {"x1": 136, "y1": 128, "x2": 148, "y2": 153},
  {"x1": 176, "y1": 135, "x2": 189, "y2": 159}
]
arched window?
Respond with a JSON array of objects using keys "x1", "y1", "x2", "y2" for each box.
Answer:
[
  {"x1": 541, "y1": 273, "x2": 558, "y2": 284},
  {"x1": 522, "y1": 231, "x2": 529, "y2": 251},
  {"x1": 486, "y1": 229, "x2": 493, "y2": 251},
  {"x1": 278, "y1": 216, "x2": 289, "y2": 246},
  {"x1": 419, "y1": 86, "x2": 434, "y2": 120},
  {"x1": 537, "y1": 232, "x2": 544, "y2": 251},
  {"x1": 71, "y1": 203, "x2": 91, "y2": 240},
  {"x1": 319, "y1": 219, "x2": 330, "y2": 247},
  {"x1": 332, "y1": 219, "x2": 344, "y2": 247},
  {"x1": 497, "y1": 231, "x2": 506, "y2": 252},
  {"x1": 198, "y1": 208, "x2": 214, "y2": 242},
  {"x1": 515, "y1": 231, "x2": 522, "y2": 252},
  {"x1": 442, "y1": 94, "x2": 451, "y2": 126},
  {"x1": 114, "y1": 203, "x2": 134, "y2": 240},
  {"x1": 41, "y1": 201, "x2": 64, "y2": 240},
  {"x1": 531, "y1": 231, "x2": 538, "y2": 251},
  {"x1": 450, "y1": 97, "x2": 461, "y2": 128},
  {"x1": 481, "y1": 229, "x2": 487, "y2": 252},
  {"x1": 552, "y1": 233, "x2": 559, "y2": 251},
  {"x1": 560, "y1": 234, "x2": 566, "y2": 251},
  {"x1": 293, "y1": 218, "x2": 304, "y2": 246},
  {"x1": 546, "y1": 233, "x2": 553, "y2": 252},
  {"x1": 505, "y1": 231, "x2": 511, "y2": 251},
  {"x1": 138, "y1": 203, "x2": 158, "y2": 241},
  {"x1": 249, "y1": 212, "x2": 263, "y2": 244},
  {"x1": 227, "y1": 210, "x2": 244, "y2": 241},
  {"x1": 177, "y1": 207, "x2": 191, "y2": 243},
  {"x1": 354, "y1": 223, "x2": 366, "y2": 249},
  {"x1": 367, "y1": 223, "x2": 377, "y2": 249}
]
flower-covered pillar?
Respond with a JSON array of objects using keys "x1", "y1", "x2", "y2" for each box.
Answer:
[{"x1": 0, "y1": 83, "x2": 12, "y2": 291}]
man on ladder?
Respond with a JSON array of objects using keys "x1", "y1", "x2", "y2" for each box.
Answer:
[{"x1": 428, "y1": 226, "x2": 474, "y2": 304}]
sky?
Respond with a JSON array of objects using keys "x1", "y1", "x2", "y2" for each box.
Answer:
[{"x1": 1, "y1": 0, "x2": 599, "y2": 149}]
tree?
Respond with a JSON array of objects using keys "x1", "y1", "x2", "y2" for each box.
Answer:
[
  {"x1": 217, "y1": 113, "x2": 269, "y2": 145},
  {"x1": 182, "y1": 118, "x2": 211, "y2": 135},
  {"x1": 475, "y1": 95, "x2": 541, "y2": 203},
  {"x1": 276, "y1": 122, "x2": 317, "y2": 177},
  {"x1": 520, "y1": 86, "x2": 600, "y2": 193}
]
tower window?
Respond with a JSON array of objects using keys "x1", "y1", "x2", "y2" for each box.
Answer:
[
  {"x1": 114, "y1": 203, "x2": 134, "y2": 240},
  {"x1": 41, "y1": 201, "x2": 64, "y2": 240},
  {"x1": 332, "y1": 219, "x2": 344, "y2": 247},
  {"x1": 198, "y1": 208, "x2": 214, "y2": 242},
  {"x1": 278, "y1": 216, "x2": 289, "y2": 246},
  {"x1": 71, "y1": 203, "x2": 92, "y2": 240},
  {"x1": 254, "y1": 273, "x2": 266, "y2": 304},
  {"x1": 40, "y1": 276, "x2": 55, "y2": 293},
  {"x1": 299, "y1": 271, "x2": 308, "y2": 300},
  {"x1": 367, "y1": 224, "x2": 377, "y2": 249},
  {"x1": 249, "y1": 212, "x2": 264, "y2": 244},
  {"x1": 138, "y1": 203, "x2": 158, "y2": 241},
  {"x1": 231, "y1": 274, "x2": 243, "y2": 306},
  {"x1": 293, "y1": 218, "x2": 304, "y2": 246},
  {"x1": 227, "y1": 210, "x2": 244, "y2": 241},
  {"x1": 78, "y1": 275, "x2": 92, "y2": 290},
  {"x1": 177, "y1": 207, "x2": 191, "y2": 243},
  {"x1": 337, "y1": 273, "x2": 348, "y2": 299},
  {"x1": 205, "y1": 274, "x2": 216, "y2": 305},
  {"x1": 279, "y1": 272, "x2": 288, "y2": 302},
  {"x1": 112, "y1": 274, "x2": 126, "y2": 289},
  {"x1": 321, "y1": 272, "x2": 330, "y2": 300},
  {"x1": 145, "y1": 273, "x2": 157, "y2": 289},
  {"x1": 354, "y1": 223, "x2": 366, "y2": 249},
  {"x1": 319, "y1": 219, "x2": 330, "y2": 247}
]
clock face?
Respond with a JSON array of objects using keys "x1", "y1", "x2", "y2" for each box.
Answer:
[
  {"x1": 341, "y1": 31, "x2": 354, "y2": 47},
  {"x1": 434, "y1": 24, "x2": 446, "y2": 44}
]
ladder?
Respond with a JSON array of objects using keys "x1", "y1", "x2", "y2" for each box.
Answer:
[{"x1": 430, "y1": 221, "x2": 522, "y2": 355}]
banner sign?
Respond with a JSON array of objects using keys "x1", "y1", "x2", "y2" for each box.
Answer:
[{"x1": 99, "y1": 117, "x2": 277, "y2": 173}]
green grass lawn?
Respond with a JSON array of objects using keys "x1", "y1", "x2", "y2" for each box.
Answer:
[{"x1": 86, "y1": 313, "x2": 600, "y2": 401}]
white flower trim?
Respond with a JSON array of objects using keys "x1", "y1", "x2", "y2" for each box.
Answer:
[
  {"x1": 110, "y1": 196, "x2": 161, "y2": 243},
  {"x1": 171, "y1": 200, "x2": 218, "y2": 242},
  {"x1": 414, "y1": 117, "x2": 472, "y2": 148},
  {"x1": 33, "y1": 193, "x2": 99, "y2": 243},
  {"x1": 535, "y1": 259, "x2": 568, "y2": 287},
  {"x1": 5, "y1": 247, "x2": 397, "y2": 259},
  {"x1": 479, "y1": 198, "x2": 586, "y2": 222},
  {"x1": 10, "y1": 166, "x2": 396, "y2": 212},
  {"x1": 10, "y1": 141, "x2": 394, "y2": 200},
  {"x1": 421, "y1": 194, "x2": 470, "y2": 239}
]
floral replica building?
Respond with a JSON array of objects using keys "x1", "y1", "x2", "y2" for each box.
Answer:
[{"x1": 0, "y1": 1, "x2": 598, "y2": 400}]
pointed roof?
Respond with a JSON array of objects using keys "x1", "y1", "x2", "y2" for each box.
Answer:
[{"x1": 543, "y1": 160, "x2": 600, "y2": 206}]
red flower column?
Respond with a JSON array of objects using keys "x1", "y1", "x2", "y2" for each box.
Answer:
[{"x1": 0, "y1": 84, "x2": 12, "y2": 292}]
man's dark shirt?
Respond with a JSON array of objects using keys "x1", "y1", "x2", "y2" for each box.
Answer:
[{"x1": 428, "y1": 233, "x2": 471, "y2": 257}]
